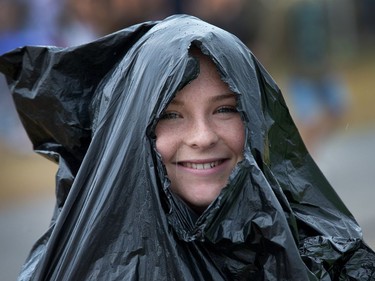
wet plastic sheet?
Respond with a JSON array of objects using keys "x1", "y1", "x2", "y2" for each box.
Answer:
[{"x1": 1, "y1": 15, "x2": 374, "y2": 281}]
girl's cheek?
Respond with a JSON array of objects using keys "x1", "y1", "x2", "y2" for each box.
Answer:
[{"x1": 156, "y1": 132, "x2": 174, "y2": 159}]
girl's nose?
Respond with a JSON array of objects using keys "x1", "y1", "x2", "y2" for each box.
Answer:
[{"x1": 185, "y1": 119, "x2": 219, "y2": 149}]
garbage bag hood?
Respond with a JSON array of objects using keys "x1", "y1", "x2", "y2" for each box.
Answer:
[{"x1": 1, "y1": 14, "x2": 374, "y2": 281}]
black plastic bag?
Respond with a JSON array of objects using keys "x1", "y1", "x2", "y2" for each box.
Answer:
[{"x1": 1, "y1": 15, "x2": 374, "y2": 281}]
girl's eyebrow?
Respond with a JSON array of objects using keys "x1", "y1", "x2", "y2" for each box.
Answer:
[{"x1": 210, "y1": 92, "x2": 236, "y2": 102}]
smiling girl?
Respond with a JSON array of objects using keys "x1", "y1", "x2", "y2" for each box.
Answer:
[{"x1": 155, "y1": 50, "x2": 245, "y2": 213}]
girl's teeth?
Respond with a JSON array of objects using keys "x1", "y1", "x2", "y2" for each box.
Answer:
[{"x1": 185, "y1": 161, "x2": 219, "y2": 169}]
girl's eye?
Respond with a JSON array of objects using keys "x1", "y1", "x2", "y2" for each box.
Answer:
[
  {"x1": 160, "y1": 112, "x2": 181, "y2": 120},
  {"x1": 216, "y1": 106, "x2": 238, "y2": 114}
]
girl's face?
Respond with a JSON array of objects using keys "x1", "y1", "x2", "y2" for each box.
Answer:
[{"x1": 155, "y1": 54, "x2": 245, "y2": 213}]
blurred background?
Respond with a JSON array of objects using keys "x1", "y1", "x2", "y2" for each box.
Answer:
[{"x1": 0, "y1": 0, "x2": 374, "y2": 279}]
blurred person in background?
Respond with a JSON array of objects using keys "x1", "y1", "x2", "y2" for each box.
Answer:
[
  {"x1": 284, "y1": 0, "x2": 351, "y2": 154},
  {"x1": 0, "y1": 0, "x2": 57, "y2": 54}
]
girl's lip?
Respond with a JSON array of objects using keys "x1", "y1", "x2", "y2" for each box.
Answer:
[{"x1": 176, "y1": 158, "x2": 226, "y2": 164}]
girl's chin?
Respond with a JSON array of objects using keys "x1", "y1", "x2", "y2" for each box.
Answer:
[
  {"x1": 170, "y1": 181, "x2": 227, "y2": 212},
  {"x1": 179, "y1": 191, "x2": 222, "y2": 211}
]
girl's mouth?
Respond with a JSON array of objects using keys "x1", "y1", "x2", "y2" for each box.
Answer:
[{"x1": 179, "y1": 160, "x2": 224, "y2": 170}]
